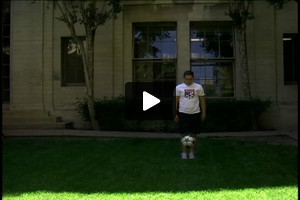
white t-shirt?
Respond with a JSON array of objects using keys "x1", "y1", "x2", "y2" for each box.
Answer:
[{"x1": 175, "y1": 82, "x2": 205, "y2": 114}]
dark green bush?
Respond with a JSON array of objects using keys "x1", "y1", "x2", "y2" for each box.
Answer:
[
  {"x1": 202, "y1": 98, "x2": 271, "y2": 132},
  {"x1": 76, "y1": 96, "x2": 126, "y2": 130},
  {"x1": 76, "y1": 97, "x2": 271, "y2": 132}
]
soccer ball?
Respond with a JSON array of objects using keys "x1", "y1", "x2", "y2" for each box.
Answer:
[{"x1": 181, "y1": 135, "x2": 196, "y2": 147}]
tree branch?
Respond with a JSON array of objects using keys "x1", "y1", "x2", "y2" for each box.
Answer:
[
  {"x1": 80, "y1": 1, "x2": 88, "y2": 25},
  {"x1": 56, "y1": 1, "x2": 70, "y2": 25},
  {"x1": 55, "y1": 1, "x2": 91, "y2": 87},
  {"x1": 100, "y1": 0, "x2": 107, "y2": 16},
  {"x1": 62, "y1": 1, "x2": 77, "y2": 25}
]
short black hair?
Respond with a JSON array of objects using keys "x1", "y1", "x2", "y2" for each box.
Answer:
[{"x1": 183, "y1": 70, "x2": 194, "y2": 78}]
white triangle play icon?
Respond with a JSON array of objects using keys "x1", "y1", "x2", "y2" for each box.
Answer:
[{"x1": 143, "y1": 91, "x2": 160, "y2": 111}]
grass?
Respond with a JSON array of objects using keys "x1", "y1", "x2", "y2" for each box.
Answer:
[{"x1": 3, "y1": 137, "x2": 298, "y2": 200}]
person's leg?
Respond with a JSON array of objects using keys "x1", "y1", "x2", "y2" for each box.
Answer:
[
  {"x1": 179, "y1": 113, "x2": 189, "y2": 159},
  {"x1": 182, "y1": 113, "x2": 195, "y2": 157},
  {"x1": 189, "y1": 113, "x2": 201, "y2": 159}
]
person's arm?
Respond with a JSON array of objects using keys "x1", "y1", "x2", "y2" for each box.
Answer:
[
  {"x1": 199, "y1": 96, "x2": 206, "y2": 121},
  {"x1": 175, "y1": 96, "x2": 180, "y2": 122}
]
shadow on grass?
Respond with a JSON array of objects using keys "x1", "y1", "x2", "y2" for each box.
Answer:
[{"x1": 3, "y1": 137, "x2": 298, "y2": 195}]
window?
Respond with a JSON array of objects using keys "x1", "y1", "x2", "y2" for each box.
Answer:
[
  {"x1": 133, "y1": 23, "x2": 177, "y2": 83},
  {"x1": 2, "y1": 0, "x2": 10, "y2": 103},
  {"x1": 283, "y1": 33, "x2": 298, "y2": 85},
  {"x1": 61, "y1": 37, "x2": 85, "y2": 86},
  {"x1": 190, "y1": 22, "x2": 234, "y2": 97}
]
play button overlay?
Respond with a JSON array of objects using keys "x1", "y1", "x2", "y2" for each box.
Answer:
[
  {"x1": 143, "y1": 91, "x2": 160, "y2": 111},
  {"x1": 125, "y1": 82, "x2": 176, "y2": 120}
]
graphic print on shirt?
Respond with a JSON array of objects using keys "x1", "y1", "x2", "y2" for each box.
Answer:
[{"x1": 184, "y1": 89, "x2": 195, "y2": 99}]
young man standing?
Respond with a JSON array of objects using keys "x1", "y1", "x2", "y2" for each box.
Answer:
[{"x1": 175, "y1": 70, "x2": 206, "y2": 159}]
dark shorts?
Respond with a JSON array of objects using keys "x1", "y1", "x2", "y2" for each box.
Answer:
[{"x1": 178, "y1": 112, "x2": 202, "y2": 135}]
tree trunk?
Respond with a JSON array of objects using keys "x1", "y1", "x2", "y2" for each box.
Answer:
[
  {"x1": 85, "y1": 28, "x2": 100, "y2": 130},
  {"x1": 54, "y1": 1, "x2": 101, "y2": 130},
  {"x1": 237, "y1": 25, "x2": 252, "y2": 99},
  {"x1": 87, "y1": 94, "x2": 100, "y2": 130},
  {"x1": 77, "y1": 27, "x2": 99, "y2": 130},
  {"x1": 228, "y1": 0, "x2": 252, "y2": 100}
]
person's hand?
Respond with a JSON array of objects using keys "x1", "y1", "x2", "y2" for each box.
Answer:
[
  {"x1": 174, "y1": 114, "x2": 179, "y2": 123},
  {"x1": 201, "y1": 113, "x2": 206, "y2": 121}
]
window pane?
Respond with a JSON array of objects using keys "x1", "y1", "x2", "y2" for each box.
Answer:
[
  {"x1": 134, "y1": 27, "x2": 148, "y2": 42},
  {"x1": 294, "y1": 37, "x2": 299, "y2": 82},
  {"x1": 162, "y1": 26, "x2": 176, "y2": 42},
  {"x1": 219, "y1": 24, "x2": 233, "y2": 40},
  {"x1": 133, "y1": 61, "x2": 154, "y2": 82},
  {"x1": 66, "y1": 69, "x2": 76, "y2": 83},
  {"x1": 191, "y1": 65, "x2": 205, "y2": 79},
  {"x1": 220, "y1": 41, "x2": 233, "y2": 57},
  {"x1": 283, "y1": 40, "x2": 293, "y2": 82},
  {"x1": 2, "y1": 90, "x2": 10, "y2": 102},
  {"x1": 283, "y1": 33, "x2": 299, "y2": 84},
  {"x1": 151, "y1": 41, "x2": 162, "y2": 58},
  {"x1": 191, "y1": 22, "x2": 234, "y2": 59},
  {"x1": 205, "y1": 32, "x2": 218, "y2": 41},
  {"x1": 77, "y1": 69, "x2": 85, "y2": 83},
  {"x1": 134, "y1": 23, "x2": 177, "y2": 59},
  {"x1": 162, "y1": 42, "x2": 176, "y2": 58},
  {"x1": 2, "y1": 25, "x2": 10, "y2": 37},
  {"x1": 3, "y1": 37, "x2": 10, "y2": 47},
  {"x1": 138, "y1": 41, "x2": 176, "y2": 58},
  {"x1": 191, "y1": 42, "x2": 205, "y2": 59},
  {"x1": 220, "y1": 33, "x2": 232, "y2": 41},
  {"x1": 205, "y1": 24, "x2": 219, "y2": 41},
  {"x1": 62, "y1": 37, "x2": 85, "y2": 85},
  {"x1": 2, "y1": 1, "x2": 10, "y2": 25},
  {"x1": 190, "y1": 22, "x2": 234, "y2": 97},
  {"x1": 219, "y1": 62, "x2": 234, "y2": 97},
  {"x1": 190, "y1": 30, "x2": 205, "y2": 40},
  {"x1": 133, "y1": 23, "x2": 177, "y2": 83},
  {"x1": 149, "y1": 26, "x2": 161, "y2": 42},
  {"x1": 2, "y1": 77, "x2": 10, "y2": 89},
  {"x1": 192, "y1": 61, "x2": 234, "y2": 97},
  {"x1": 3, "y1": 52, "x2": 10, "y2": 64},
  {"x1": 2, "y1": 64, "x2": 10, "y2": 77},
  {"x1": 133, "y1": 61, "x2": 176, "y2": 82},
  {"x1": 162, "y1": 61, "x2": 176, "y2": 81},
  {"x1": 205, "y1": 42, "x2": 219, "y2": 58},
  {"x1": 152, "y1": 62, "x2": 163, "y2": 81},
  {"x1": 192, "y1": 62, "x2": 216, "y2": 89},
  {"x1": 194, "y1": 79, "x2": 206, "y2": 85},
  {"x1": 134, "y1": 42, "x2": 148, "y2": 58}
]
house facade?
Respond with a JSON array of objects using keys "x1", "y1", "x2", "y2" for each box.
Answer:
[{"x1": 4, "y1": 0, "x2": 298, "y2": 130}]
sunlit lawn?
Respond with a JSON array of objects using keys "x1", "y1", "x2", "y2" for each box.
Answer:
[{"x1": 3, "y1": 136, "x2": 298, "y2": 200}]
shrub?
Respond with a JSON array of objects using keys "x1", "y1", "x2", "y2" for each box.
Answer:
[
  {"x1": 202, "y1": 98, "x2": 271, "y2": 132},
  {"x1": 76, "y1": 97, "x2": 271, "y2": 132},
  {"x1": 76, "y1": 96, "x2": 126, "y2": 130}
]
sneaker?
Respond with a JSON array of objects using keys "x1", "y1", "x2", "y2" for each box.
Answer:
[
  {"x1": 189, "y1": 152, "x2": 195, "y2": 159},
  {"x1": 181, "y1": 153, "x2": 188, "y2": 159}
]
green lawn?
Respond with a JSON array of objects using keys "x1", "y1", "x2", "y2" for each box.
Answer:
[{"x1": 3, "y1": 137, "x2": 298, "y2": 200}]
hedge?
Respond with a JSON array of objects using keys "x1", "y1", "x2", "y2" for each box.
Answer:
[{"x1": 76, "y1": 96, "x2": 271, "y2": 132}]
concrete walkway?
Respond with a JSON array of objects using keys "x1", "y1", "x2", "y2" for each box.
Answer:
[{"x1": 2, "y1": 129, "x2": 298, "y2": 140}]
